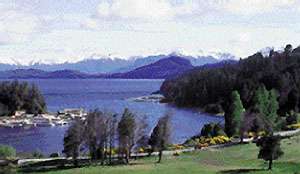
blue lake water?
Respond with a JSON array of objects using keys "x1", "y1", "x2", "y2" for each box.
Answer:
[{"x1": 0, "y1": 79, "x2": 223, "y2": 155}]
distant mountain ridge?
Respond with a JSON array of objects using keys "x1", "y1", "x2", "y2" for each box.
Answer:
[
  {"x1": 109, "y1": 56, "x2": 194, "y2": 79},
  {"x1": 0, "y1": 53, "x2": 236, "y2": 73},
  {"x1": 0, "y1": 55, "x2": 237, "y2": 79},
  {"x1": 0, "y1": 69, "x2": 97, "y2": 79}
]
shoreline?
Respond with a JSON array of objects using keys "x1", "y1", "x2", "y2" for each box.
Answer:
[
  {"x1": 0, "y1": 108, "x2": 87, "y2": 129},
  {"x1": 12, "y1": 128, "x2": 300, "y2": 167}
]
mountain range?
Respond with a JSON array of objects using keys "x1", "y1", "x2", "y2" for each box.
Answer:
[
  {"x1": 0, "y1": 53, "x2": 236, "y2": 74},
  {"x1": 108, "y1": 56, "x2": 195, "y2": 79},
  {"x1": 0, "y1": 54, "x2": 237, "y2": 79}
]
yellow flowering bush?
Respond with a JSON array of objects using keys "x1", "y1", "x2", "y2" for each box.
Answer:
[
  {"x1": 209, "y1": 139, "x2": 217, "y2": 145},
  {"x1": 287, "y1": 123, "x2": 300, "y2": 129},
  {"x1": 174, "y1": 144, "x2": 184, "y2": 150},
  {"x1": 222, "y1": 136, "x2": 230, "y2": 142},
  {"x1": 111, "y1": 149, "x2": 116, "y2": 155},
  {"x1": 248, "y1": 132, "x2": 256, "y2": 138},
  {"x1": 205, "y1": 138, "x2": 211, "y2": 143},
  {"x1": 215, "y1": 137, "x2": 225, "y2": 144},
  {"x1": 197, "y1": 143, "x2": 209, "y2": 149},
  {"x1": 173, "y1": 151, "x2": 181, "y2": 156},
  {"x1": 138, "y1": 148, "x2": 145, "y2": 153},
  {"x1": 185, "y1": 135, "x2": 230, "y2": 148},
  {"x1": 258, "y1": 131, "x2": 266, "y2": 137},
  {"x1": 105, "y1": 148, "x2": 116, "y2": 155}
]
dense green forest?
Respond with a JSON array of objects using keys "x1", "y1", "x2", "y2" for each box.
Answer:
[
  {"x1": 0, "y1": 81, "x2": 46, "y2": 116},
  {"x1": 161, "y1": 44, "x2": 300, "y2": 116}
]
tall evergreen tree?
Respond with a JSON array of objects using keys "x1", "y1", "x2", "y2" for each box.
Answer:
[
  {"x1": 29, "y1": 84, "x2": 47, "y2": 114},
  {"x1": 267, "y1": 90, "x2": 279, "y2": 125},
  {"x1": 253, "y1": 86, "x2": 279, "y2": 134},
  {"x1": 225, "y1": 91, "x2": 245, "y2": 137},
  {"x1": 253, "y1": 86, "x2": 269, "y2": 117}
]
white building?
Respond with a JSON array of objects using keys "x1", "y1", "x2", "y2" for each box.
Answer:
[{"x1": 32, "y1": 114, "x2": 55, "y2": 127}]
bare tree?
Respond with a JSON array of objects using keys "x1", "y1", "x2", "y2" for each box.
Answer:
[
  {"x1": 108, "y1": 114, "x2": 118, "y2": 164},
  {"x1": 117, "y1": 108, "x2": 136, "y2": 164},
  {"x1": 149, "y1": 112, "x2": 172, "y2": 163},
  {"x1": 135, "y1": 116, "x2": 149, "y2": 152},
  {"x1": 85, "y1": 109, "x2": 108, "y2": 164},
  {"x1": 63, "y1": 118, "x2": 84, "y2": 166}
]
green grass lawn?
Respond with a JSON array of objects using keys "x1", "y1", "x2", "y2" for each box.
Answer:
[{"x1": 27, "y1": 135, "x2": 300, "y2": 174}]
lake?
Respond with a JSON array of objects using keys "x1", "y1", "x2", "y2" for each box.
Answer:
[{"x1": 0, "y1": 79, "x2": 223, "y2": 155}]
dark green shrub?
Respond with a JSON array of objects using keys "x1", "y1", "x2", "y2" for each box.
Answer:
[
  {"x1": 256, "y1": 135, "x2": 283, "y2": 170},
  {"x1": 0, "y1": 145, "x2": 16, "y2": 159},
  {"x1": 0, "y1": 164, "x2": 17, "y2": 174},
  {"x1": 32, "y1": 151, "x2": 44, "y2": 158},
  {"x1": 49, "y1": 153, "x2": 59, "y2": 158},
  {"x1": 286, "y1": 112, "x2": 298, "y2": 125},
  {"x1": 203, "y1": 104, "x2": 223, "y2": 114},
  {"x1": 201, "y1": 123, "x2": 226, "y2": 138}
]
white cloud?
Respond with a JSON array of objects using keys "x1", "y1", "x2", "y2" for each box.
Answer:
[
  {"x1": 221, "y1": 0, "x2": 297, "y2": 15},
  {"x1": 237, "y1": 33, "x2": 251, "y2": 43},
  {"x1": 1, "y1": 11, "x2": 39, "y2": 35},
  {"x1": 0, "y1": 33, "x2": 11, "y2": 45},
  {"x1": 94, "y1": 0, "x2": 213, "y2": 22},
  {"x1": 1, "y1": 0, "x2": 300, "y2": 64},
  {"x1": 0, "y1": 3, "x2": 41, "y2": 44},
  {"x1": 93, "y1": 0, "x2": 299, "y2": 21},
  {"x1": 83, "y1": 18, "x2": 99, "y2": 30},
  {"x1": 97, "y1": 2, "x2": 112, "y2": 17},
  {"x1": 96, "y1": 0, "x2": 174, "y2": 21}
]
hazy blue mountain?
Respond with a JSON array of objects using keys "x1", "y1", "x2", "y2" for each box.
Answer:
[
  {"x1": 0, "y1": 53, "x2": 236, "y2": 73},
  {"x1": 22, "y1": 58, "x2": 131, "y2": 74},
  {"x1": 113, "y1": 54, "x2": 230, "y2": 73},
  {"x1": 114, "y1": 55, "x2": 165, "y2": 73},
  {"x1": 0, "y1": 69, "x2": 98, "y2": 79},
  {"x1": 109, "y1": 56, "x2": 194, "y2": 79},
  {"x1": 0, "y1": 56, "x2": 194, "y2": 79},
  {"x1": 0, "y1": 55, "x2": 237, "y2": 79},
  {"x1": 0, "y1": 63, "x2": 17, "y2": 71}
]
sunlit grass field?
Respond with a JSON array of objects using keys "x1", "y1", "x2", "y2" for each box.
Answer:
[{"x1": 29, "y1": 134, "x2": 300, "y2": 174}]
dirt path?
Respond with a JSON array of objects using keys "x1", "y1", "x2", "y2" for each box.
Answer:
[{"x1": 17, "y1": 129, "x2": 300, "y2": 166}]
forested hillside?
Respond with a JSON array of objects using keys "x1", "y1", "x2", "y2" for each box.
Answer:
[
  {"x1": 0, "y1": 81, "x2": 47, "y2": 116},
  {"x1": 161, "y1": 44, "x2": 300, "y2": 116}
]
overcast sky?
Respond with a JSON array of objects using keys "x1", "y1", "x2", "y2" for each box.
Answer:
[{"x1": 0, "y1": 0, "x2": 300, "y2": 64}]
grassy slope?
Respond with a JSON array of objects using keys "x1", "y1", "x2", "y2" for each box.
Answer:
[{"x1": 30, "y1": 135, "x2": 300, "y2": 174}]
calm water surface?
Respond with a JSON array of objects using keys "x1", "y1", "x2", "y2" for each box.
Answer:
[{"x1": 0, "y1": 79, "x2": 223, "y2": 155}]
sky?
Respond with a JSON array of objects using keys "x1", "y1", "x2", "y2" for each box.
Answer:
[{"x1": 0, "y1": 0, "x2": 300, "y2": 65}]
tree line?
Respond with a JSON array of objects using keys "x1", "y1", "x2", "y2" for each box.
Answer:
[
  {"x1": 0, "y1": 81, "x2": 47, "y2": 116},
  {"x1": 161, "y1": 44, "x2": 300, "y2": 130},
  {"x1": 63, "y1": 108, "x2": 171, "y2": 166},
  {"x1": 161, "y1": 44, "x2": 300, "y2": 117},
  {"x1": 226, "y1": 87, "x2": 285, "y2": 170},
  {"x1": 160, "y1": 44, "x2": 300, "y2": 170},
  {"x1": 196, "y1": 87, "x2": 285, "y2": 170}
]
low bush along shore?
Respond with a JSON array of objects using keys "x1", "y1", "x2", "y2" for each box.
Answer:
[{"x1": 24, "y1": 133, "x2": 300, "y2": 174}]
